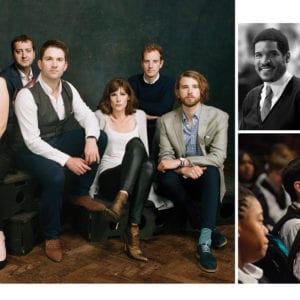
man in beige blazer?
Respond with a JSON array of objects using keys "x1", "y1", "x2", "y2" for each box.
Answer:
[{"x1": 157, "y1": 70, "x2": 228, "y2": 273}]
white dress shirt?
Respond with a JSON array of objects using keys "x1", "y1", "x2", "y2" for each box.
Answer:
[
  {"x1": 259, "y1": 71, "x2": 293, "y2": 111},
  {"x1": 143, "y1": 73, "x2": 160, "y2": 84},
  {"x1": 238, "y1": 263, "x2": 264, "y2": 283},
  {"x1": 18, "y1": 67, "x2": 34, "y2": 86},
  {"x1": 14, "y1": 74, "x2": 100, "y2": 166}
]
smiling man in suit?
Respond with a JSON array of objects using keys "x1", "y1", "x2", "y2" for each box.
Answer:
[
  {"x1": 156, "y1": 70, "x2": 228, "y2": 273},
  {"x1": 240, "y1": 27, "x2": 300, "y2": 130}
]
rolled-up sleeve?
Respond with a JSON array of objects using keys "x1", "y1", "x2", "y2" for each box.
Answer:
[{"x1": 14, "y1": 88, "x2": 70, "y2": 166}]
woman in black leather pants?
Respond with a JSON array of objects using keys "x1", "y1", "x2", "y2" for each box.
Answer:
[{"x1": 90, "y1": 78, "x2": 154, "y2": 261}]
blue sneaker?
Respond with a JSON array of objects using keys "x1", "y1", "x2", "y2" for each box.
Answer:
[
  {"x1": 211, "y1": 228, "x2": 227, "y2": 249},
  {"x1": 196, "y1": 243, "x2": 217, "y2": 273}
]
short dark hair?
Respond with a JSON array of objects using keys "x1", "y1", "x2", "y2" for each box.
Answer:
[
  {"x1": 282, "y1": 157, "x2": 300, "y2": 201},
  {"x1": 238, "y1": 185, "x2": 256, "y2": 220},
  {"x1": 11, "y1": 34, "x2": 35, "y2": 53},
  {"x1": 39, "y1": 40, "x2": 69, "y2": 61},
  {"x1": 175, "y1": 70, "x2": 209, "y2": 102},
  {"x1": 253, "y1": 28, "x2": 289, "y2": 56},
  {"x1": 99, "y1": 78, "x2": 138, "y2": 115}
]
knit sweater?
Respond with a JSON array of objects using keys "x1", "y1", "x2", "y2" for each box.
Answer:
[{"x1": 128, "y1": 74, "x2": 176, "y2": 117}]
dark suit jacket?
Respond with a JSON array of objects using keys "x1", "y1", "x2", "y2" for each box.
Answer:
[
  {"x1": 0, "y1": 63, "x2": 39, "y2": 123},
  {"x1": 240, "y1": 76, "x2": 300, "y2": 130}
]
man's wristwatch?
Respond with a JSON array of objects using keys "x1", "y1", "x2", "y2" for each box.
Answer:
[{"x1": 179, "y1": 157, "x2": 185, "y2": 168}]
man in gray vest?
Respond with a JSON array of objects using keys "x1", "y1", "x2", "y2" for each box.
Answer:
[{"x1": 14, "y1": 40, "x2": 107, "y2": 262}]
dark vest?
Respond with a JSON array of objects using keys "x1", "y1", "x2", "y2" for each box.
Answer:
[{"x1": 12, "y1": 80, "x2": 75, "y2": 150}]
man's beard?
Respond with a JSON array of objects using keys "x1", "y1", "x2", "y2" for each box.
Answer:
[{"x1": 181, "y1": 97, "x2": 201, "y2": 107}]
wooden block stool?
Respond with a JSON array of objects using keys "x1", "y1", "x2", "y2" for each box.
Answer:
[
  {"x1": 72, "y1": 200, "x2": 157, "y2": 242},
  {"x1": 0, "y1": 171, "x2": 39, "y2": 220},
  {"x1": 3, "y1": 211, "x2": 41, "y2": 256}
]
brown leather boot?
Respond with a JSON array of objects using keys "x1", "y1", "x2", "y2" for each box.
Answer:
[
  {"x1": 105, "y1": 191, "x2": 128, "y2": 222},
  {"x1": 73, "y1": 195, "x2": 107, "y2": 212},
  {"x1": 124, "y1": 224, "x2": 148, "y2": 262},
  {"x1": 45, "y1": 239, "x2": 63, "y2": 262}
]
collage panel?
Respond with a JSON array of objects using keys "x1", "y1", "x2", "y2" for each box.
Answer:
[
  {"x1": 238, "y1": 23, "x2": 300, "y2": 130},
  {"x1": 238, "y1": 133, "x2": 300, "y2": 283},
  {"x1": 238, "y1": 20, "x2": 300, "y2": 286}
]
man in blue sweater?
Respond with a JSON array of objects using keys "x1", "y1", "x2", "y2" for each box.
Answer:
[{"x1": 129, "y1": 44, "x2": 176, "y2": 159}]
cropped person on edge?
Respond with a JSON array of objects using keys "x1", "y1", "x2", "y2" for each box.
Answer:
[
  {"x1": 156, "y1": 70, "x2": 228, "y2": 273},
  {"x1": 90, "y1": 78, "x2": 154, "y2": 262},
  {"x1": 0, "y1": 34, "x2": 40, "y2": 171},
  {"x1": 0, "y1": 77, "x2": 9, "y2": 270},
  {"x1": 128, "y1": 43, "x2": 176, "y2": 159},
  {"x1": 13, "y1": 40, "x2": 107, "y2": 262},
  {"x1": 238, "y1": 185, "x2": 269, "y2": 283},
  {"x1": 240, "y1": 28, "x2": 300, "y2": 130},
  {"x1": 279, "y1": 158, "x2": 300, "y2": 282}
]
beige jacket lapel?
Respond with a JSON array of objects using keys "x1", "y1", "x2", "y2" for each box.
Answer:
[
  {"x1": 197, "y1": 104, "x2": 210, "y2": 155},
  {"x1": 173, "y1": 107, "x2": 185, "y2": 155}
]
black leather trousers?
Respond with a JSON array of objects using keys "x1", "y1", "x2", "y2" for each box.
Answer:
[{"x1": 98, "y1": 137, "x2": 154, "y2": 224}]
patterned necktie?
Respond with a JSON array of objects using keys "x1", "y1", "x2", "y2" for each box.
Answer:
[{"x1": 261, "y1": 85, "x2": 273, "y2": 121}]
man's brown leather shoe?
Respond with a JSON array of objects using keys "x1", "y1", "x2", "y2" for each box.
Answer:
[
  {"x1": 45, "y1": 239, "x2": 63, "y2": 262},
  {"x1": 73, "y1": 195, "x2": 107, "y2": 211}
]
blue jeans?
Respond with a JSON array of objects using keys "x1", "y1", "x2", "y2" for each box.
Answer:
[
  {"x1": 157, "y1": 165, "x2": 220, "y2": 230},
  {"x1": 16, "y1": 129, "x2": 107, "y2": 240}
]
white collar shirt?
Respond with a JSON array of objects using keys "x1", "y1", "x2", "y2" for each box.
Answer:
[
  {"x1": 143, "y1": 73, "x2": 160, "y2": 84},
  {"x1": 238, "y1": 263, "x2": 264, "y2": 283},
  {"x1": 259, "y1": 71, "x2": 293, "y2": 110},
  {"x1": 14, "y1": 74, "x2": 100, "y2": 166},
  {"x1": 39, "y1": 75, "x2": 65, "y2": 120},
  {"x1": 18, "y1": 67, "x2": 34, "y2": 86}
]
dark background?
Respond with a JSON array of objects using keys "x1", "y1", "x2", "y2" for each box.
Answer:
[{"x1": 0, "y1": 0, "x2": 234, "y2": 159}]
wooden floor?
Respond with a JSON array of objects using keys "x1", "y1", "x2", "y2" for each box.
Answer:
[{"x1": 0, "y1": 224, "x2": 234, "y2": 284}]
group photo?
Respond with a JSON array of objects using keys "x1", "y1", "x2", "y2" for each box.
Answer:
[
  {"x1": 3, "y1": 0, "x2": 300, "y2": 297},
  {"x1": 0, "y1": 0, "x2": 235, "y2": 287}
]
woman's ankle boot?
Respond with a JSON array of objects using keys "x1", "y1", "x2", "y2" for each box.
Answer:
[
  {"x1": 106, "y1": 191, "x2": 128, "y2": 222},
  {"x1": 124, "y1": 224, "x2": 148, "y2": 262}
]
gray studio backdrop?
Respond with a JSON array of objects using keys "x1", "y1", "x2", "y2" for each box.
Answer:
[{"x1": 0, "y1": 0, "x2": 234, "y2": 159}]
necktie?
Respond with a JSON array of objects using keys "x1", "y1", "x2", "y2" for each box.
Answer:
[{"x1": 261, "y1": 85, "x2": 273, "y2": 121}]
